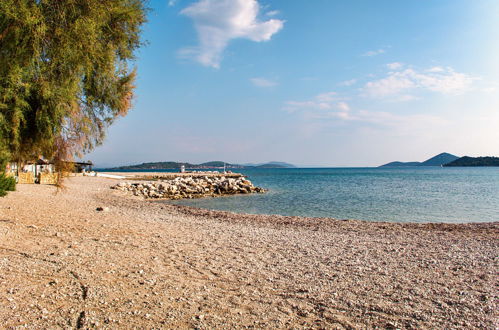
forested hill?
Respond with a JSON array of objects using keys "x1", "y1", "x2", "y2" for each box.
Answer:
[
  {"x1": 443, "y1": 156, "x2": 499, "y2": 167},
  {"x1": 380, "y1": 152, "x2": 459, "y2": 167},
  {"x1": 106, "y1": 161, "x2": 295, "y2": 170},
  {"x1": 108, "y1": 161, "x2": 242, "y2": 170},
  {"x1": 419, "y1": 153, "x2": 459, "y2": 166},
  {"x1": 379, "y1": 161, "x2": 422, "y2": 167}
]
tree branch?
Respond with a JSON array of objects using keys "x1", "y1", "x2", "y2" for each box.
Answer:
[{"x1": 0, "y1": 24, "x2": 13, "y2": 42}]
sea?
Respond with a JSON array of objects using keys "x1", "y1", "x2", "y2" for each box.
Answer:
[
  {"x1": 168, "y1": 167, "x2": 499, "y2": 223},
  {"x1": 104, "y1": 167, "x2": 499, "y2": 223}
]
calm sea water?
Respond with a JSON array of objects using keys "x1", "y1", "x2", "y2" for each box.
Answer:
[{"x1": 166, "y1": 167, "x2": 499, "y2": 223}]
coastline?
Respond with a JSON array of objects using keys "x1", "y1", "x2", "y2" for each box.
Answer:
[{"x1": 0, "y1": 176, "x2": 497, "y2": 328}]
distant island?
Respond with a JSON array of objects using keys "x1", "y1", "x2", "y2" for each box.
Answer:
[
  {"x1": 380, "y1": 152, "x2": 459, "y2": 167},
  {"x1": 242, "y1": 161, "x2": 296, "y2": 168},
  {"x1": 380, "y1": 161, "x2": 422, "y2": 167},
  {"x1": 105, "y1": 161, "x2": 296, "y2": 170},
  {"x1": 381, "y1": 153, "x2": 499, "y2": 167},
  {"x1": 443, "y1": 156, "x2": 499, "y2": 167}
]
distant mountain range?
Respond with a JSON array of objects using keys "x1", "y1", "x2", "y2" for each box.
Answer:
[
  {"x1": 443, "y1": 156, "x2": 499, "y2": 167},
  {"x1": 380, "y1": 153, "x2": 459, "y2": 167},
  {"x1": 242, "y1": 161, "x2": 296, "y2": 168},
  {"x1": 381, "y1": 153, "x2": 499, "y2": 167},
  {"x1": 106, "y1": 161, "x2": 296, "y2": 170},
  {"x1": 380, "y1": 161, "x2": 422, "y2": 167}
]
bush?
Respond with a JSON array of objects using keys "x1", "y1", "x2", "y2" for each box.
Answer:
[{"x1": 0, "y1": 173, "x2": 16, "y2": 197}]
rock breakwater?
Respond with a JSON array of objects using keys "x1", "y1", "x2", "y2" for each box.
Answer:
[{"x1": 111, "y1": 175, "x2": 265, "y2": 199}]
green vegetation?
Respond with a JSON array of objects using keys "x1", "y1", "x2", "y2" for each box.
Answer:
[
  {"x1": 0, "y1": 173, "x2": 15, "y2": 197},
  {"x1": 419, "y1": 153, "x2": 459, "y2": 166},
  {"x1": 379, "y1": 161, "x2": 421, "y2": 167},
  {"x1": 0, "y1": 0, "x2": 147, "y2": 195},
  {"x1": 114, "y1": 162, "x2": 194, "y2": 170},
  {"x1": 110, "y1": 161, "x2": 242, "y2": 170},
  {"x1": 444, "y1": 156, "x2": 499, "y2": 167},
  {"x1": 106, "y1": 161, "x2": 295, "y2": 170},
  {"x1": 255, "y1": 161, "x2": 296, "y2": 168}
]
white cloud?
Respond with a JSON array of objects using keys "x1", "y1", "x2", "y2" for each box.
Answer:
[
  {"x1": 364, "y1": 71, "x2": 416, "y2": 98},
  {"x1": 316, "y1": 91, "x2": 337, "y2": 102},
  {"x1": 426, "y1": 66, "x2": 445, "y2": 73},
  {"x1": 180, "y1": 0, "x2": 284, "y2": 68},
  {"x1": 362, "y1": 49, "x2": 385, "y2": 57},
  {"x1": 284, "y1": 90, "x2": 446, "y2": 131},
  {"x1": 266, "y1": 10, "x2": 280, "y2": 17},
  {"x1": 168, "y1": 0, "x2": 177, "y2": 6},
  {"x1": 364, "y1": 66, "x2": 476, "y2": 100},
  {"x1": 337, "y1": 102, "x2": 350, "y2": 112},
  {"x1": 387, "y1": 62, "x2": 403, "y2": 70},
  {"x1": 250, "y1": 77, "x2": 277, "y2": 87},
  {"x1": 296, "y1": 105, "x2": 445, "y2": 133}
]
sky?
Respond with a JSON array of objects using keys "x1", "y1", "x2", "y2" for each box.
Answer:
[{"x1": 87, "y1": 0, "x2": 499, "y2": 167}]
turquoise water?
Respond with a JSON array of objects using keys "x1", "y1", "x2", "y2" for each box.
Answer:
[{"x1": 167, "y1": 167, "x2": 499, "y2": 223}]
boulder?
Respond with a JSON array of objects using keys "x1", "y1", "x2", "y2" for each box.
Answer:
[{"x1": 110, "y1": 175, "x2": 265, "y2": 200}]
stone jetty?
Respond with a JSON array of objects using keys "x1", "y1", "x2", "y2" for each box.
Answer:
[{"x1": 111, "y1": 174, "x2": 265, "y2": 199}]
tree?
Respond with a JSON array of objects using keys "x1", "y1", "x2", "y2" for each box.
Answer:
[{"x1": 0, "y1": 0, "x2": 147, "y2": 194}]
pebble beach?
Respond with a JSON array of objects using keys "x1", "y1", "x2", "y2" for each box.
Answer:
[{"x1": 0, "y1": 176, "x2": 497, "y2": 328}]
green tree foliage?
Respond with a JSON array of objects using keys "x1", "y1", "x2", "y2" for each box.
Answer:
[
  {"x1": 0, "y1": 0, "x2": 147, "y2": 167},
  {"x1": 0, "y1": 173, "x2": 15, "y2": 196}
]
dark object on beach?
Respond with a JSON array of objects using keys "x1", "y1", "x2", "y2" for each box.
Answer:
[{"x1": 444, "y1": 156, "x2": 499, "y2": 167}]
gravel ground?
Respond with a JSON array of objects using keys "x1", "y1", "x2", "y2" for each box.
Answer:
[{"x1": 0, "y1": 176, "x2": 497, "y2": 329}]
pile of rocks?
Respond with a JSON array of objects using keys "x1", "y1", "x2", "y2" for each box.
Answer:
[{"x1": 111, "y1": 175, "x2": 265, "y2": 199}]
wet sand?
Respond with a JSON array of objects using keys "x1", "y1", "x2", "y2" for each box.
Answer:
[{"x1": 0, "y1": 176, "x2": 497, "y2": 328}]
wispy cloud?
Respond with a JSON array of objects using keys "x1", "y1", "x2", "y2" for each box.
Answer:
[
  {"x1": 337, "y1": 102, "x2": 350, "y2": 112},
  {"x1": 180, "y1": 0, "x2": 284, "y2": 68},
  {"x1": 352, "y1": 111, "x2": 446, "y2": 129},
  {"x1": 386, "y1": 62, "x2": 403, "y2": 70},
  {"x1": 283, "y1": 90, "x2": 446, "y2": 130},
  {"x1": 364, "y1": 66, "x2": 476, "y2": 100},
  {"x1": 284, "y1": 92, "x2": 352, "y2": 119},
  {"x1": 362, "y1": 49, "x2": 386, "y2": 57},
  {"x1": 266, "y1": 10, "x2": 280, "y2": 17},
  {"x1": 338, "y1": 79, "x2": 357, "y2": 86},
  {"x1": 285, "y1": 100, "x2": 334, "y2": 111},
  {"x1": 250, "y1": 77, "x2": 277, "y2": 87}
]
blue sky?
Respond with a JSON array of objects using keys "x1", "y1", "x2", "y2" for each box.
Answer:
[{"x1": 88, "y1": 0, "x2": 499, "y2": 167}]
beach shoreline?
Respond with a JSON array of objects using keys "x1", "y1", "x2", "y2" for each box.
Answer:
[{"x1": 0, "y1": 176, "x2": 497, "y2": 328}]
